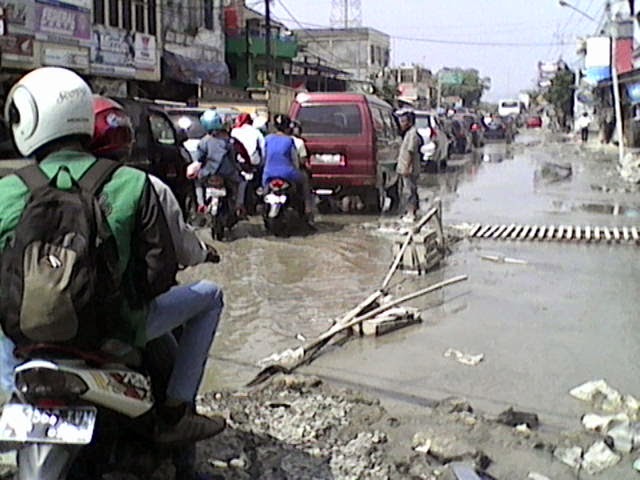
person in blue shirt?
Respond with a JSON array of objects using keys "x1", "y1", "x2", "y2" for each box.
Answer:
[{"x1": 263, "y1": 114, "x2": 313, "y2": 223}]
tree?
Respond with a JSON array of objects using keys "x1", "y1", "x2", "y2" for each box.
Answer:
[
  {"x1": 440, "y1": 69, "x2": 490, "y2": 107},
  {"x1": 544, "y1": 67, "x2": 575, "y2": 131}
]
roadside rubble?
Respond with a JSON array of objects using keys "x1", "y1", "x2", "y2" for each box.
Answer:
[
  {"x1": 443, "y1": 348, "x2": 484, "y2": 366},
  {"x1": 552, "y1": 379, "x2": 640, "y2": 476}
]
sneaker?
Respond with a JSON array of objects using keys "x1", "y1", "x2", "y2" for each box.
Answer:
[{"x1": 154, "y1": 410, "x2": 226, "y2": 446}]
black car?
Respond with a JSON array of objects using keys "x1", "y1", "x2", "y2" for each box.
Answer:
[
  {"x1": 483, "y1": 117, "x2": 514, "y2": 143},
  {"x1": 114, "y1": 98, "x2": 195, "y2": 218}
]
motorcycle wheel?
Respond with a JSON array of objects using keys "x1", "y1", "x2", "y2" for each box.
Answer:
[{"x1": 264, "y1": 216, "x2": 289, "y2": 237}]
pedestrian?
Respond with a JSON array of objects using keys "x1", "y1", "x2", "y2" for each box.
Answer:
[
  {"x1": 576, "y1": 112, "x2": 592, "y2": 143},
  {"x1": 395, "y1": 109, "x2": 422, "y2": 222}
]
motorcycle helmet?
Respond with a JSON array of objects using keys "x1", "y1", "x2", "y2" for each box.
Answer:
[
  {"x1": 274, "y1": 114, "x2": 292, "y2": 133},
  {"x1": 4, "y1": 67, "x2": 94, "y2": 157},
  {"x1": 90, "y1": 95, "x2": 134, "y2": 160},
  {"x1": 200, "y1": 110, "x2": 224, "y2": 133},
  {"x1": 395, "y1": 108, "x2": 416, "y2": 125}
]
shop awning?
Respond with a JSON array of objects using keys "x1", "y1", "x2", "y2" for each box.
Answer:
[{"x1": 163, "y1": 50, "x2": 230, "y2": 86}]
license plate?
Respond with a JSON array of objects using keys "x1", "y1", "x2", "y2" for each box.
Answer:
[
  {"x1": 241, "y1": 172, "x2": 254, "y2": 181},
  {"x1": 311, "y1": 153, "x2": 343, "y2": 165},
  {"x1": 265, "y1": 193, "x2": 287, "y2": 204},
  {"x1": 206, "y1": 187, "x2": 226, "y2": 198},
  {"x1": 0, "y1": 404, "x2": 96, "y2": 445}
]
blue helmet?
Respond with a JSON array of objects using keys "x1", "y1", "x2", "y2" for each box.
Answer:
[{"x1": 200, "y1": 110, "x2": 224, "y2": 133}]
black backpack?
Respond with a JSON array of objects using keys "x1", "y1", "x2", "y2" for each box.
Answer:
[{"x1": 0, "y1": 158, "x2": 122, "y2": 349}]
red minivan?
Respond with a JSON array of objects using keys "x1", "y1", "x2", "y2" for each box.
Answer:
[{"x1": 289, "y1": 92, "x2": 402, "y2": 212}]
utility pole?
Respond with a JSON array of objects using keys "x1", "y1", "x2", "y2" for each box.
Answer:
[
  {"x1": 265, "y1": 0, "x2": 272, "y2": 84},
  {"x1": 344, "y1": 0, "x2": 348, "y2": 27}
]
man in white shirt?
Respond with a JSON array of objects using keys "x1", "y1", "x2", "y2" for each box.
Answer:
[
  {"x1": 231, "y1": 113, "x2": 265, "y2": 168},
  {"x1": 576, "y1": 112, "x2": 592, "y2": 143}
]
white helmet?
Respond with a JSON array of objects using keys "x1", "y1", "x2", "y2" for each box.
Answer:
[{"x1": 4, "y1": 67, "x2": 94, "y2": 157}]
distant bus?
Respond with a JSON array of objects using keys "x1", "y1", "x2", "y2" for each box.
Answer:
[{"x1": 498, "y1": 99, "x2": 522, "y2": 117}]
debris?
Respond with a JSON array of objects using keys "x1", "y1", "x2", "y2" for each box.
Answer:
[
  {"x1": 450, "y1": 462, "x2": 485, "y2": 480},
  {"x1": 515, "y1": 423, "x2": 531, "y2": 434},
  {"x1": 581, "y1": 440, "x2": 621, "y2": 474},
  {"x1": 581, "y1": 412, "x2": 629, "y2": 433},
  {"x1": 480, "y1": 254, "x2": 528, "y2": 265},
  {"x1": 360, "y1": 306, "x2": 422, "y2": 336},
  {"x1": 496, "y1": 408, "x2": 539, "y2": 429},
  {"x1": 608, "y1": 422, "x2": 634, "y2": 453},
  {"x1": 527, "y1": 473, "x2": 550, "y2": 480},
  {"x1": 444, "y1": 348, "x2": 484, "y2": 366},
  {"x1": 412, "y1": 435, "x2": 432, "y2": 454},
  {"x1": 634, "y1": 457, "x2": 640, "y2": 471},
  {"x1": 257, "y1": 347, "x2": 304, "y2": 369},
  {"x1": 569, "y1": 379, "x2": 623, "y2": 412},
  {"x1": 553, "y1": 445, "x2": 582, "y2": 470}
]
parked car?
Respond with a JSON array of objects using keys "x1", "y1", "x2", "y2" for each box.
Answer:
[
  {"x1": 526, "y1": 115, "x2": 543, "y2": 129},
  {"x1": 483, "y1": 116, "x2": 514, "y2": 143},
  {"x1": 289, "y1": 92, "x2": 402, "y2": 212},
  {"x1": 164, "y1": 107, "x2": 207, "y2": 161},
  {"x1": 413, "y1": 110, "x2": 449, "y2": 169},
  {"x1": 443, "y1": 117, "x2": 473, "y2": 154},
  {"x1": 114, "y1": 98, "x2": 195, "y2": 218}
]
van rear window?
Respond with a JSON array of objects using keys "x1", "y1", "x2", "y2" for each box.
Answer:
[{"x1": 297, "y1": 104, "x2": 363, "y2": 135}]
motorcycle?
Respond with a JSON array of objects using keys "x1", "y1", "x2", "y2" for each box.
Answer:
[
  {"x1": 262, "y1": 178, "x2": 306, "y2": 237},
  {"x1": 204, "y1": 175, "x2": 237, "y2": 241},
  {"x1": 0, "y1": 342, "x2": 177, "y2": 479}
]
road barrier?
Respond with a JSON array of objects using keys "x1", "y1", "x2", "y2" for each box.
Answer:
[{"x1": 466, "y1": 224, "x2": 640, "y2": 244}]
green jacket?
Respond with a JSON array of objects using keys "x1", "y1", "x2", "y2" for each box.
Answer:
[{"x1": 0, "y1": 151, "x2": 178, "y2": 346}]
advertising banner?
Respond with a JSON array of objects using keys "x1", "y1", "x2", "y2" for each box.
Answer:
[
  {"x1": 134, "y1": 33, "x2": 157, "y2": 70},
  {"x1": 585, "y1": 37, "x2": 611, "y2": 68},
  {"x1": 35, "y1": 0, "x2": 91, "y2": 44},
  {"x1": 0, "y1": 0, "x2": 35, "y2": 34},
  {"x1": 90, "y1": 25, "x2": 135, "y2": 77},
  {"x1": 42, "y1": 43, "x2": 89, "y2": 70}
]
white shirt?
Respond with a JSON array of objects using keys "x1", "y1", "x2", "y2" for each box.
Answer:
[
  {"x1": 231, "y1": 124, "x2": 265, "y2": 166},
  {"x1": 576, "y1": 116, "x2": 591, "y2": 130}
]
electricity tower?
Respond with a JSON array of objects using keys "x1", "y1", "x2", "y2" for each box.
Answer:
[{"x1": 330, "y1": 0, "x2": 362, "y2": 28}]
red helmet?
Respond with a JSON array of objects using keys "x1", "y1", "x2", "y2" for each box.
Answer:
[{"x1": 90, "y1": 95, "x2": 134, "y2": 160}]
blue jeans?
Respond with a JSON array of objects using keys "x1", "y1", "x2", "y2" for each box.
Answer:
[
  {"x1": 0, "y1": 281, "x2": 223, "y2": 404},
  {"x1": 146, "y1": 281, "x2": 223, "y2": 403}
]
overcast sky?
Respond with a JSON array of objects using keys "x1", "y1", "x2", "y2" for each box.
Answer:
[{"x1": 255, "y1": 0, "x2": 610, "y2": 101}]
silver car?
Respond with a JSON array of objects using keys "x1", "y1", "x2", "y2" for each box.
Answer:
[{"x1": 414, "y1": 110, "x2": 449, "y2": 169}]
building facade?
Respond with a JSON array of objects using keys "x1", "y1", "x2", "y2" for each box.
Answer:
[
  {"x1": 293, "y1": 27, "x2": 390, "y2": 82},
  {"x1": 388, "y1": 64, "x2": 435, "y2": 109},
  {"x1": 0, "y1": 0, "x2": 228, "y2": 101}
]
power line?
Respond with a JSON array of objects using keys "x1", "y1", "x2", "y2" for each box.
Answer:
[{"x1": 391, "y1": 35, "x2": 571, "y2": 47}]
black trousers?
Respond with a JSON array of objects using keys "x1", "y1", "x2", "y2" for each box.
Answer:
[{"x1": 581, "y1": 127, "x2": 589, "y2": 142}]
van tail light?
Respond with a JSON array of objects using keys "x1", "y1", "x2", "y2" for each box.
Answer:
[
  {"x1": 269, "y1": 179, "x2": 289, "y2": 191},
  {"x1": 471, "y1": 123, "x2": 481, "y2": 132}
]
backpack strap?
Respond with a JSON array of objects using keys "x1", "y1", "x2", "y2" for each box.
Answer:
[
  {"x1": 14, "y1": 165, "x2": 50, "y2": 192},
  {"x1": 79, "y1": 158, "x2": 121, "y2": 196}
]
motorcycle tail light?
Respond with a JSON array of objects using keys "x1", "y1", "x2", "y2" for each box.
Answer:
[
  {"x1": 471, "y1": 124, "x2": 481, "y2": 132},
  {"x1": 269, "y1": 179, "x2": 288, "y2": 190},
  {"x1": 16, "y1": 368, "x2": 89, "y2": 401}
]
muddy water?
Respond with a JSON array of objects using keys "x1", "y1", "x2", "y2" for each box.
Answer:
[{"x1": 185, "y1": 131, "x2": 640, "y2": 400}]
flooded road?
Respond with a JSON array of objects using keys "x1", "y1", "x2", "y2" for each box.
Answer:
[{"x1": 188, "y1": 130, "x2": 640, "y2": 438}]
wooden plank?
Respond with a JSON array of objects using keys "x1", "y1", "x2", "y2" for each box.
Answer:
[
  {"x1": 510, "y1": 225, "x2": 523, "y2": 240},
  {"x1": 585, "y1": 225, "x2": 592, "y2": 241},
  {"x1": 631, "y1": 227, "x2": 640, "y2": 241},
  {"x1": 501, "y1": 224, "x2": 516, "y2": 239},
  {"x1": 612, "y1": 227, "x2": 621, "y2": 242},
  {"x1": 475, "y1": 224, "x2": 492, "y2": 238},
  {"x1": 575, "y1": 225, "x2": 581, "y2": 242},
  {"x1": 546, "y1": 225, "x2": 556, "y2": 240},
  {"x1": 556, "y1": 225, "x2": 565, "y2": 241},
  {"x1": 469, "y1": 224, "x2": 482, "y2": 237},
  {"x1": 565, "y1": 225, "x2": 573, "y2": 240},
  {"x1": 492, "y1": 225, "x2": 507, "y2": 239},
  {"x1": 537, "y1": 225, "x2": 547, "y2": 240},
  {"x1": 483, "y1": 224, "x2": 500, "y2": 238},
  {"x1": 603, "y1": 227, "x2": 612, "y2": 242},
  {"x1": 594, "y1": 226, "x2": 601, "y2": 242},
  {"x1": 519, "y1": 225, "x2": 531, "y2": 240},
  {"x1": 527, "y1": 226, "x2": 538, "y2": 240},
  {"x1": 622, "y1": 226, "x2": 630, "y2": 241}
]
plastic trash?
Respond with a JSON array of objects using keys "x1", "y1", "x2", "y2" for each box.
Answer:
[
  {"x1": 633, "y1": 457, "x2": 640, "y2": 472},
  {"x1": 444, "y1": 348, "x2": 484, "y2": 366},
  {"x1": 581, "y1": 412, "x2": 629, "y2": 433},
  {"x1": 608, "y1": 422, "x2": 634, "y2": 453},
  {"x1": 581, "y1": 441, "x2": 621, "y2": 474},
  {"x1": 527, "y1": 473, "x2": 550, "y2": 480},
  {"x1": 569, "y1": 379, "x2": 623, "y2": 412}
]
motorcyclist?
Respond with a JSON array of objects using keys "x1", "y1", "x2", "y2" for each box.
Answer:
[
  {"x1": 0, "y1": 68, "x2": 222, "y2": 446},
  {"x1": 232, "y1": 113, "x2": 265, "y2": 169},
  {"x1": 192, "y1": 110, "x2": 247, "y2": 218},
  {"x1": 263, "y1": 114, "x2": 314, "y2": 223}
]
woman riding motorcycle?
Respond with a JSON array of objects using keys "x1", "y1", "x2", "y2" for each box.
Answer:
[{"x1": 263, "y1": 114, "x2": 313, "y2": 222}]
